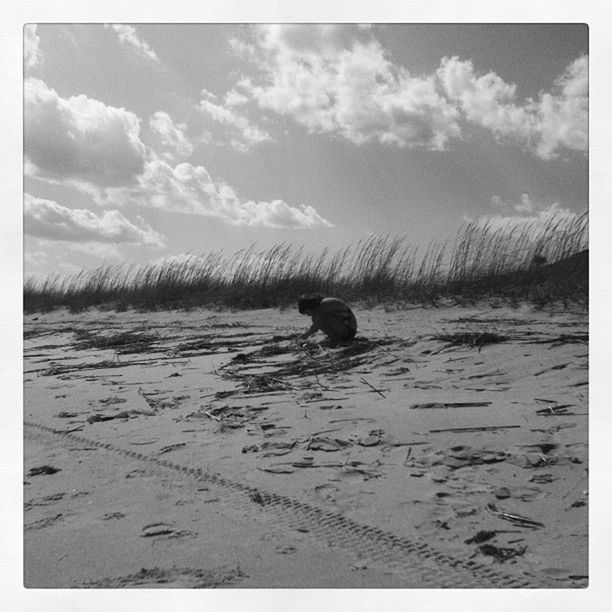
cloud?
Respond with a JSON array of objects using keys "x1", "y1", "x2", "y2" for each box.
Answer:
[
  {"x1": 149, "y1": 111, "x2": 193, "y2": 160},
  {"x1": 24, "y1": 24, "x2": 41, "y2": 70},
  {"x1": 225, "y1": 89, "x2": 249, "y2": 107},
  {"x1": 470, "y1": 206, "x2": 580, "y2": 239},
  {"x1": 514, "y1": 193, "x2": 534, "y2": 214},
  {"x1": 238, "y1": 25, "x2": 461, "y2": 150},
  {"x1": 199, "y1": 94, "x2": 273, "y2": 152},
  {"x1": 23, "y1": 80, "x2": 317, "y2": 230},
  {"x1": 232, "y1": 26, "x2": 587, "y2": 159},
  {"x1": 97, "y1": 159, "x2": 333, "y2": 229},
  {"x1": 438, "y1": 55, "x2": 588, "y2": 160},
  {"x1": 104, "y1": 24, "x2": 159, "y2": 61},
  {"x1": 490, "y1": 195, "x2": 509, "y2": 211},
  {"x1": 533, "y1": 201, "x2": 578, "y2": 222},
  {"x1": 24, "y1": 193, "x2": 165, "y2": 247},
  {"x1": 24, "y1": 78, "x2": 147, "y2": 187},
  {"x1": 534, "y1": 56, "x2": 588, "y2": 159},
  {"x1": 488, "y1": 193, "x2": 577, "y2": 224}
]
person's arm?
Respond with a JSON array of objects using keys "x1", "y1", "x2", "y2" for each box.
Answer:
[{"x1": 301, "y1": 321, "x2": 319, "y2": 339}]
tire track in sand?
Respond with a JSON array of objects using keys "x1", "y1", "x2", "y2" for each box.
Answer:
[{"x1": 25, "y1": 420, "x2": 544, "y2": 588}]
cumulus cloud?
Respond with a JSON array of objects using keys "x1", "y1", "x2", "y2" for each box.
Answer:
[
  {"x1": 24, "y1": 193, "x2": 165, "y2": 247},
  {"x1": 24, "y1": 78, "x2": 146, "y2": 186},
  {"x1": 24, "y1": 24, "x2": 41, "y2": 70},
  {"x1": 23, "y1": 79, "x2": 318, "y2": 230},
  {"x1": 490, "y1": 195, "x2": 509, "y2": 211},
  {"x1": 470, "y1": 207, "x2": 580, "y2": 240},
  {"x1": 104, "y1": 24, "x2": 159, "y2": 61},
  {"x1": 238, "y1": 25, "x2": 461, "y2": 150},
  {"x1": 200, "y1": 93, "x2": 273, "y2": 152},
  {"x1": 230, "y1": 26, "x2": 587, "y2": 159},
  {"x1": 532, "y1": 201, "x2": 578, "y2": 222},
  {"x1": 534, "y1": 56, "x2": 588, "y2": 159},
  {"x1": 514, "y1": 193, "x2": 534, "y2": 214},
  {"x1": 438, "y1": 55, "x2": 588, "y2": 160},
  {"x1": 225, "y1": 89, "x2": 249, "y2": 107},
  {"x1": 149, "y1": 111, "x2": 193, "y2": 160},
  {"x1": 437, "y1": 57, "x2": 533, "y2": 139},
  {"x1": 97, "y1": 159, "x2": 333, "y2": 229},
  {"x1": 488, "y1": 193, "x2": 577, "y2": 223}
]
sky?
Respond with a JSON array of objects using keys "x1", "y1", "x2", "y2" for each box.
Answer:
[{"x1": 23, "y1": 23, "x2": 589, "y2": 278}]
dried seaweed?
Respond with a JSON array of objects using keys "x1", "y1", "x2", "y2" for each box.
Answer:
[
  {"x1": 410, "y1": 401, "x2": 492, "y2": 410},
  {"x1": 431, "y1": 331, "x2": 509, "y2": 350},
  {"x1": 478, "y1": 543, "x2": 527, "y2": 562},
  {"x1": 74, "y1": 330, "x2": 159, "y2": 353},
  {"x1": 487, "y1": 503, "x2": 544, "y2": 529},
  {"x1": 28, "y1": 465, "x2": 61, "y2": 476}
]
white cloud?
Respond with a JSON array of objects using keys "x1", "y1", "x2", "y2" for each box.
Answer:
[
  {"x1": 515, "y1": 193, "x2": 534, "y2": 214},
  {"x1": 490, "y1": 195, "x2": 509, "y2": 210},
  {"x1": 24, "y1": 193, "x2": 165, "y2": 247},
  {"x1": 24, "y1": 78, "x2": 147, "y2": 187},
  {"x1": 488, "y1": 193, "x2": 577, "y2": 223},
  {"x1": 470, "y1": 206, "x2": 580, "y2": 242},
  {"x1": 233, "y1": 26, "x2": 587, "y2": 159},
  {"x1": 23, "y1": 79, "x2": 316, "y2": 230},
  {"x1": 200, "y1": 88, "x2": 218, "y2": 102},
  {"x1": 24, "y1": 24, "x2": 41, "y2": 70},
  {"x1": 149, "y1": 111, "x2": 193, "y2": 160},
  {"x1": 534, "y1": 56, "x2": 588, "y2": 159},
  {"x1": 105, "y1": 24, "x2": 159, "y2": 61},
  {"x1": 437, "y1": 56, "x2": 532, "y2": 139},
  {"x1": 225, "y1": 89, "x2": 248, "y2": 107},
  {"x1": 238, "y1": 25, "x2": 461, "y2": 150},
  {"x1": 438, "y1": 55, "x2": 588, "y2": 160},
  {"x1": 97, "y1": 159, "x2": 333, "y2": 229},
  {"x1": 229, "y1": 36, "x2": 258, "y2": 62},
  {"x1": 200, "y1": 94, "x2": 273, "y2": 152},
  {"x1": 534, "y1": 201, "x2": 578, "y2": 222}
]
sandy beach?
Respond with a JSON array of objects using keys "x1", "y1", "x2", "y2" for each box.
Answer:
[{"x1": 23, "y1": 303, "x2": 588, "y2": 588}]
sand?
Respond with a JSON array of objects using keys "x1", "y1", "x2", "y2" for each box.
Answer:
[{"x1": 23, "y1": 303, "x2": 588, "y2": 589}]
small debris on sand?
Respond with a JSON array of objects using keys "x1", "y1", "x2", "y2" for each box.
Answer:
[{"x1": 28, "y1": 465, "x2": 61, "y2": 476}]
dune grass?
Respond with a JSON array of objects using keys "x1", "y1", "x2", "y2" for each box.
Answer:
[{"x1": 23, "y1": 212, "x2": 588, "y2": 313}]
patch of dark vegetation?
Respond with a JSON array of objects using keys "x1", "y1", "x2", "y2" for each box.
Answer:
[
  {"x1": 73, "y1": 330, "x2": 159, "y2": 353},
  {"x1": 525, "y1": 332, "x2": 588, "y2": 345},
  {"x1": 175, "y1": 332, "x2": 264, "y2": 355},
  {"x1": 431, "y1": 331, "x2": 509, "y2": 350},
  {"x1": 238, "y1": 374, "x2": 291, "y2": 393},
  {"x1": 236, "y1": 337, "x2": 398, "y2": 381},
  {"x1": 213, "y1": 337, "x2": 398, "y2": 395},
  {"x1": 27, "y1": 465, "x2": 61, "y2": 476},
  {"x1": 478, "y1": 543, "x2": 527, "y2": 563},
  {"x1": 37, "y1": 358, "x2": 152, "y2": 376},
  {"x1": 23, "y1": 213, "x2": 588, "y2": 313}
]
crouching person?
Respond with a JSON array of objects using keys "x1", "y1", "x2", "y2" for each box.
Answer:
[{"x1": 298, "y1": 295, "x2": 357, "y2": 346}]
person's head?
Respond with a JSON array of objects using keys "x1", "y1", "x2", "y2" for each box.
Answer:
[{"x1": 298, "y1": 294, "x2": 323, "y2": 315}]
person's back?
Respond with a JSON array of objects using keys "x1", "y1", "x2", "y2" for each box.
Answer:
[{"x1": 298, "y1": 295, "x2": 357, "y2": 345}]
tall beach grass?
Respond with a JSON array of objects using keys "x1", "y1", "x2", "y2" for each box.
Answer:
[{"x1": 24, "y1": 212, "x2": 588, "y2": 313}]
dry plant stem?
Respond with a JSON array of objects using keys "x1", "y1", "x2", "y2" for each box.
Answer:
[{"x1": 360, "y1": 377, "x2": 386, "y2": 398}]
